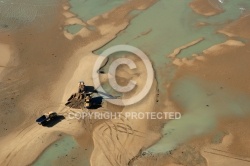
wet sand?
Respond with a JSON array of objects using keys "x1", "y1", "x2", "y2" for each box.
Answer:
[
  {"x1": 0, "y1": 43, "x2": 11, "y2": 79},
  {"x1": 0, "y1": 0, "x2": 158, "y2": 166},
  {"x1": 1, "y1": 0, "x2": 250, "y2": 166},
  {"x1": 189, "y1": 0, "x2": 223, "y2": 16},
  {"x1": 130, "y1": 1, "x2": 250, "y2": 166},
  {"x1": 163, "y1": 10, "x2": 250, "y2": 166}
]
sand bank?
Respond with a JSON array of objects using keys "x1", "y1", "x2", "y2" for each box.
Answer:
[
  {"x1": 0, "y1": 0, "x2": 159, "y2": 165},
  {"x1": 189, "y1": 0, "x2": 223, "y2": 16},
  {"x1": 133, "y1": 4, "x2": 250, "y2": 166},
  {"x1": 219, "y1": 14, "x2": 250, "y2": 39},
  {"x1": 164, "y1": 12, "x2": 250, "y2": 166},
  {"x1": 169, "y1": 37, "x2": 204, "y2": 58}
]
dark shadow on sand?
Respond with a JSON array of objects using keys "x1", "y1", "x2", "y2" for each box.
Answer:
[
  {"x1": 42, "y1": 115, "x2": 65, "y2": 127},
  {"x1": 85, "y1": 86, "x2": 97, "y2": 93},
  {"x1": 88, "y1": 96, "x2": 103, "y2": 109}
]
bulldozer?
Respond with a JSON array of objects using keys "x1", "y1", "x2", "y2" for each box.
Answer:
[{"x1": 65, "y1": 81, "x2": 92, "y2": 109}]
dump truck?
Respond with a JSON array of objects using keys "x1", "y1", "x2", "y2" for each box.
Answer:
[{"x1": 36, "y1": 112, "x2": 57, "y2": 125}]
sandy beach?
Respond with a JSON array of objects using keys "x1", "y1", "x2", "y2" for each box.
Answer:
[
  {"x1": 1, "y1": 0, "x2": 250, "y2": 166},
  {"x1": 0, "y1": 0, "x2": 159, "y2": 165}
]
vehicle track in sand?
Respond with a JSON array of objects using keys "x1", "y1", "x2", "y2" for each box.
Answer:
[{"x1": 92, "y1": 116, "x2": 146, "y2": 166}]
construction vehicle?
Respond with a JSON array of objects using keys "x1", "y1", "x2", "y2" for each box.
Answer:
[
  {"x1": 78, "y1": 81, "x2": 85, "y2": 93},
  {"x1": 66, "y1": 81, "x2": 85, "y2": 103},
  {"x1": 84, "y1": 93, "x2": 92, "y2": 109},
  {"x1": 36, "y1": 112, "x2": 57, "y2": 126},
  {"x1": 65, "y1": 81, "x2": 94, "y2": 109}
]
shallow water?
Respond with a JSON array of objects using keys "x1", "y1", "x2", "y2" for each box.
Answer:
[
  {"x1": 94, "y1": 0, "x2": 226, "y2": 89},
  {"x1": 26, "y1": 0, "x2": 250, "y2": 162},
  {"x1": 200, "y1": 0, "x2": 250, "y2": 24},
  {"x1": 68, "y1": 0, "x2": 126, "y2": 21},
  {"x1": 92, "y1": 0, "x2": 250, "y2": 154},
  {"x1": 32, "y1": 136, "x2": 89, "y2": 166},
  {"x1": 64, "y1": 24, "x2": 84, "y2": 34},
  {"x1": 146, "y1": 76, "x2": 250, "y2": 153},
  {"x1": 95, "y1": 0, "x2": 250, "y2": 85}
]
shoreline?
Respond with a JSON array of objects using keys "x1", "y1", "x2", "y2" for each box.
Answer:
[
  {"x1": 0, "y1": 0, "x2": 159, "y2": 165},
  {"x1": 189, "y1": 0, "x2": 223, "y2": 16},
  {"x1": 1, "y1": 0, "x2": 250, "y2": 165}
]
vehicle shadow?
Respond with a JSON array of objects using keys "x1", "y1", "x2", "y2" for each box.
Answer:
[
  {"x1": 85, "y1": 86, "x2": 97, "y2": 93},
  {"x1": 65, "y1": 85, "x2": 120, "y2": 110},
  {"x1": 43, "y1": 115, "x2": 65, "y2": 127},
  {"x1": 88, "y1": 96, "x2": 103, "y2": 109}
]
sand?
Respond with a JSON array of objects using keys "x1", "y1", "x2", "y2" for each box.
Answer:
[
  {"x1": 1, "y1": 0, "x2": 250, "y2": 165},
  {"x1": 0, "y1": 43, "x2": 11, "y2": 80},
  {"x1": 168, "y1": 37, "x2": 204, "y2": 58},
  {"x1": 0, "y1": 0, "x2": 159, "y2": 165},
  {"x1": 189, "y1": 0, "x2": 223, "y2": 16},
  {"x1": 164, "y1": 12, "x2": 250, "y2": 166},
  {"x1": 219, "y1": 14, "x2": 250, "y2": 39},
  {"x1": 127, "y1": 2, "x2": 250, "y2": 166}
]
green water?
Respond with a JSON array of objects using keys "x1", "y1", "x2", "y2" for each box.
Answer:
[
  {"x1": 68, "y1": 0, "x2": 126, "y2": 21},
  {"x1": 65, "y1": 24, "x2": 84, "y2": 34},
  {"x1": 94, "y1": 0, "x2": 225, "y2": 88},
  {"x1": 199, "y1": 0, "x2": 250, "y2": 24},
  {"x1": 32, "y1": 136, "x2": 89, "y2": 166},
  {"x1": 212, "y1": 131, "x2": 229, "y2": 144},
  {"x1": 146, "y1": 76, "x2": 250, "y2": 153},
  {"x1": 33, "y1": 0, "x2": 250, "y2": 162},
  {"x1": 92, "y1": 0, "x2": 250, "y2": 154},
  {"x1": 95, "y1": 0, "x2": 250, "y2": 87}
]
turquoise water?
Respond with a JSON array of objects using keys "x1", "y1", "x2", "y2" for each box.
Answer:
[
  {"x1": 94, "y1": 0, "x2": 225, "y2": 89},
  {"x1": 91, "y1": 0, "x2": 250, "y2": 154},
  {"x1": 32, "y1": 136, "x2": 89, "y2": 166},
  {"x1": 200, "y1": 0, "x2": 250, "y2": 24},
  {"x1": 95, "y1": 0, "x2": 250, "y2": 86},
  {"x1": 146, "y1": 76, "x2": 250, "y2": 153},
  {"x1": 68, "y1": 0, "x2": 126, "y2": 21},
  {"x1": 33, "y1": 0, "x2": 250, "y2": 162},
  {"x1": 65, "y1": 24, "x2": 84, "y2": 34}
]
